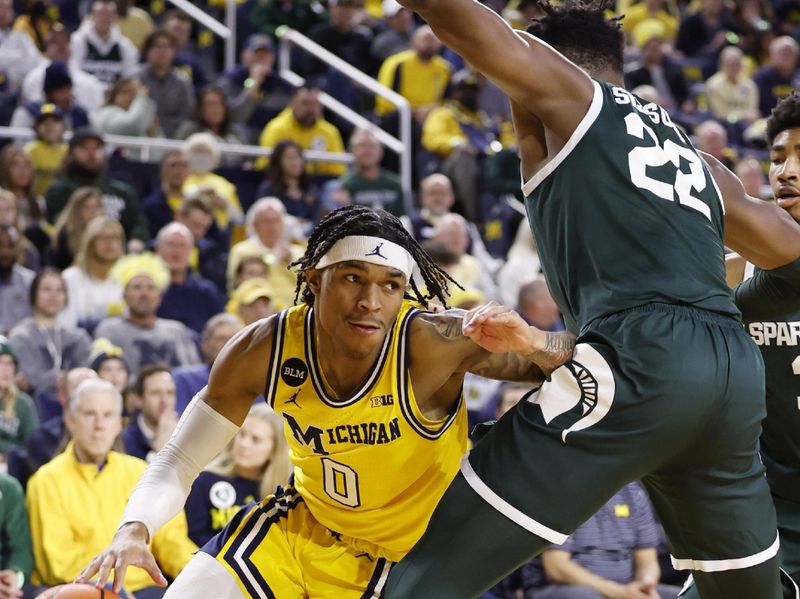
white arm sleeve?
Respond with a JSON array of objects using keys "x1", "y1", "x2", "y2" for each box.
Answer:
[{"x1": 120, "y1": 395, "x2": 239, "y2": 540}]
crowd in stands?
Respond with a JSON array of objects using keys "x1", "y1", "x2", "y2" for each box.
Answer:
[{"x1": 0, "y1": 0, "x2": 795, "y2": 596}]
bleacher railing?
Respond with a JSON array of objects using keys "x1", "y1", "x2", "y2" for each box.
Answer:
[
  {"x1": 166, "y1": 0, "x2": 237, "y2": 71},
  {"x1": 276, "y1": 28, "x2": 414, "y2": 215},
  {"x1": 0, "y1": 127, "x2": 355, "y2": 167}
]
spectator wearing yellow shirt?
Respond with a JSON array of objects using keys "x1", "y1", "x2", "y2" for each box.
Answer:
[
  {"x1": 257, "y1": 85, "x2": 346, "y2": 177},
  {"x1": 182, "y1": 133, "x2": 243, "y2": 231},
  {"x1": 23, "y1": 104, "x2": 67, "y2": 199},
  {"x1": 621, "y1": 0, "x2": 678, "y2": 43},
  {"x1": 375, "y1": 25, "x2": 451, "y2": 122},
  {"x1": 422, "y1": 71, "x2": 509, "y2": 223},
  {"x1": 26, "y1": 379, "x2": 196, "y2": 597}
]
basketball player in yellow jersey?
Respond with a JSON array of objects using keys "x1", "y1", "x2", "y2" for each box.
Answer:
[{"x1": 78, "y1": 205, "x2": 574, "y2": 598}]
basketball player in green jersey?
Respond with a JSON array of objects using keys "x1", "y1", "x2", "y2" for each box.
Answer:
[
  {"x1": 384, "y1": 2, "x2": 800, "y2": 598},
  {"x1": 680, "y1": 92, "x2": 800, "y2": 599}
]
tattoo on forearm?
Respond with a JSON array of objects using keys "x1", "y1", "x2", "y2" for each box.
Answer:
[
  {"x1": 471, "y1": 352, "x2": 546, "y2": 384},
  {"x1": 523, "y1": 331, "x2": 576, "y2": 373},
  {"x1": 545, "y1": 332, "x2": 575, "y2": 355},
  {"x1": 422, "y1": 309, "x2": 468, "y2": 341}
]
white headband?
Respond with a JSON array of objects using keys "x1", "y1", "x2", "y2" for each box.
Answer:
[{"x1": 314, "y1": 235, "x2": 415, "y2": 281}]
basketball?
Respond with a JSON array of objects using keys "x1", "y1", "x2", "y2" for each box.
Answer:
[{"x1": 35, "y1": 583, "x2": 124, "y2": 598}]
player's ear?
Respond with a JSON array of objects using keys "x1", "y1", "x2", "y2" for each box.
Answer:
[{"x1": 306, "y1": 268, "x2": 322, "y2": 296}]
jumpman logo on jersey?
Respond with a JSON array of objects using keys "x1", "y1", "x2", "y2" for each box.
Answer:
[
  {"x1": 355, "y1": 552, "x2": 374, "y2": 562},
  {"x1": 285, "y1": 391, "x2": 301, "y2": 408},
  {"x1": 365, "y1": 243, "x2": 387, "y2": 260}
]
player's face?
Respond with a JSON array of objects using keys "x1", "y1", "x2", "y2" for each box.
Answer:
[
  {"x1": 140, "y1": 371, "x2": 176, "y2": 424},
  {"x1": 67, "y1": 389, "x2": 122, "y2": 462},
  {"x1": 309, "y1": 260, "x2": 406, "y2": 360},
  {"x1": 770, "y1": 127, "x2": 800, "y2": 219},
  {"x1": 233, "y1": 416, "x2": 276, "y2": 474}
]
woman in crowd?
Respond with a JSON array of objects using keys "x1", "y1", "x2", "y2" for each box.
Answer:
[
  {"x1": 0, "y1": 339, "x2": 38, "y2": 461},
  {"x1": 49, "y1": 186, "x2": 104, "y2": 270},
  {"x1": 183, "y1": 404, "x2": 291, "y2": 547},
  {"x1": 60, "y1": 216, "x2": 125, "y2": 333},
  {"x1": 254, "y1": 140, "x2": 320, "y2": 226},
  {"x1": 89, "y1": 339, "x2": 130, "y2": 395},
  {"x1": 8, "y1": 268, "x2": 91, "y2": 397},
  {"x1": 91, "y1": 77, "x2": 162, "y2": 155},
  {"x1": 0, "y1": 145, "x2": 49, "y2": 256},
  {"x1": 0, "y1": 190, "x2": 41, "y2": 270},
  {"x1": 175, "y1": 86, "x2": 247, "y2": 167}
]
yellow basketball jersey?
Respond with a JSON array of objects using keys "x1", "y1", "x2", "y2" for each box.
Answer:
[{"x1": 265, "y1": 300, "x2": 468, "y2": 561}]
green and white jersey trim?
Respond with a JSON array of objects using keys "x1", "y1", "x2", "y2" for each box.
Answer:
[
  {"x1": 522, "y1": 80, "x2": 604, "y2": 197},
  {"x1": 671, "y1": 534, "x2": 780, "y2": 572}
]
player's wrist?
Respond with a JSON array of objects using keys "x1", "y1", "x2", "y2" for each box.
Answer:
[{"x1": 117, "y1": 521, "x2": 150, "y2": 543}]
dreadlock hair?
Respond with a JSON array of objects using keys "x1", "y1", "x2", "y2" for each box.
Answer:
[
  {"x1": 290, "y1": 205, "x2": 460, "y2": 308},
  {"x1": 767, "y1": 91, "x2": 800, "y2": 145},
  {"x1": 527, "y1": 0, "x2": 624, "y2": 78}
]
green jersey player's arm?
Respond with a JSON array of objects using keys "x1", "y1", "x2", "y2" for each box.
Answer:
[
  {"x1": 702, "y1": 151, "x2": 800, "y2": 269},
  {"x1": 732, "y1": 259, "x2": 800, "y2": 321},
  {"x1": 725, "y1": 253, "x2": 746, "y2": 287},
  {"x1": 396, "y1": 0, "x2": 592, "y2": 142}
]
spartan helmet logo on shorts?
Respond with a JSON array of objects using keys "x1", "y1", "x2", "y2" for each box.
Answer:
[{"x1": 527, "y1": 344, "x2": 615, "y2": 442}]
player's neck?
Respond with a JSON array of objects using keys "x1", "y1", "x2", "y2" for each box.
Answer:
[
  {"x1": 590, "y1": 67, "x2": 624, "y2": 87},
  {"x1": 315, "y1": 333, "x2": 384, "y2": 398}
]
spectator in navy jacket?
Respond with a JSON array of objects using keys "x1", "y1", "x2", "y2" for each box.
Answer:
[{"x1": 121, "y1": 364, "x2": 177, "y2": 462}]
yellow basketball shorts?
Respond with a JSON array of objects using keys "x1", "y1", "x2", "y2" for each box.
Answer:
[{"x1": 200, "y1": 482, "x2": 393, "y2": 598}]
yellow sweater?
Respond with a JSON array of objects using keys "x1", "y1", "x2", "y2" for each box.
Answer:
[
  {"x1": 257, "y1": 108, "x2": 346, "y2": 176},
  {"x1": 375, "y1": 50, "x2": 452, "y2": 116},
  {"x1": 27, "y1": 444, "x2": 197, "y2": 592}
]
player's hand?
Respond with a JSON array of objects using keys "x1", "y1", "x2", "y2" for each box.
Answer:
[
  {"x1": 463, "y1": 301, "x2": 532, "y2": 353},
  {"x1": 76, "y1": 522, "x2": 167, "y2": 594},
  {"x1": 463, "y1": 301, "x2": 574, "y2": 374}
]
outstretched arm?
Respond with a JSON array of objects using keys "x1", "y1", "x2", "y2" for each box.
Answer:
[
  {"x1": 398, "y1": 0, "x2": 593, "y2": 141},
  {"x1": 415, "y1": 304, "x2": 574, "y2": 383},
  {"x1": 76, "y1": 318, "x2": 275, "y2": 593},
  {"x1": 703, "y1": 152, "x2": 800, "y2": 269}
]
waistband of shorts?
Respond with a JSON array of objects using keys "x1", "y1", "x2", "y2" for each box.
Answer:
[{"x1": 587, "y1": 303, "x2": 742, "y2": 330}]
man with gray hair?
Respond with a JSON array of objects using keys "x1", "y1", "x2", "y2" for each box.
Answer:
[
  {"x1": 26, "y1": 378, "x2": 196, "y2": 596},
  {"x1": 8, "y1": 367, "x2": 98, "y2": 488},
  {"x1": 172, "y1": 313, "x2": 243, "y2": 415},
  {"x1": 155, "y1": 222, "x2": 225, "y2": 335},
  {"x1": 227, "y1": 197, "x2": 305, "y2": 309}
]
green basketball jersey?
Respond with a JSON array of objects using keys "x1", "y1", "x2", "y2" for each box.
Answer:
[
  {"x1": 739, "y1": 263, "x2": 800, "y2": 502},
  {"x1": 523, "y1": 80, "x2": 739, "y2": 333}
]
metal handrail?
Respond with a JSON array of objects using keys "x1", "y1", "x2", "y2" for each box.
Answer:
[
  {"x1": 0, "y1": 127, "x2": 354, "y2": 166},
  {"x1": 277, "y1": 28, "x2": 414, "y2": 213},
  {"x1": 166, "y1": 0, "x2": 235, "y2": 71}
]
